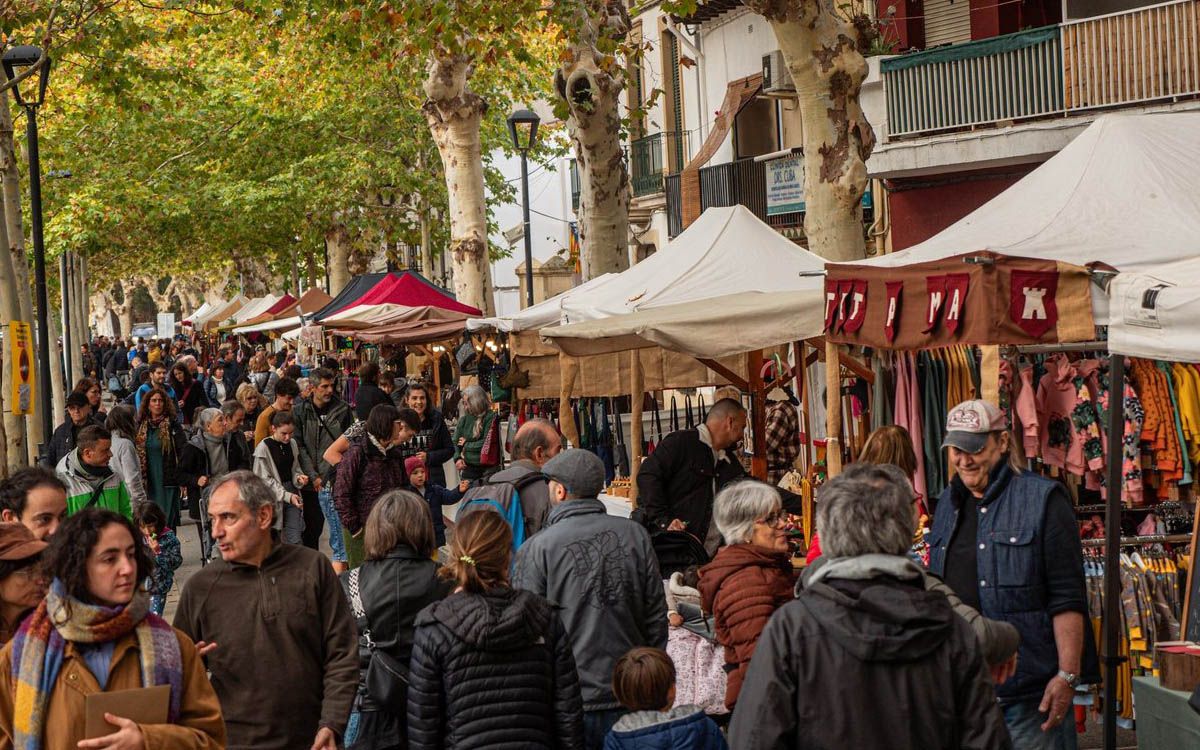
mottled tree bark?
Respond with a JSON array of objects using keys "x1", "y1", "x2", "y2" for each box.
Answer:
[
  {"x1": 423, "y1": 53, "x2": 495, "y2": 315},
  {"x1": 1, "y1": 101, "x2": 37, "y2": 463},
  {"x1": 326, "y1": 219, "x2": 352, "y2": 297},
  {"x1": 745, "y1": 0, "x2": 875, "y2": 261},
  {"x1": 557, "y1": 0, "x2": 631, "y2": 280}
]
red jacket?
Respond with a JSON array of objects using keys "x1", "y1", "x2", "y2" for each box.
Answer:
[{"x1": 698, "y1": 544, "x2": 796, "y2": 709}]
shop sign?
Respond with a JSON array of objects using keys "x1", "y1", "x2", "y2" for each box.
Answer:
[
  {"x1": 824, "y1": 278, "x2": 867, "y2": 333},
  {"x1": 8, "y1": 322, "x2": 33, "y2": 416},
  {"x1": 766, "y1": 155, "x2": 804, "y2": 216}
]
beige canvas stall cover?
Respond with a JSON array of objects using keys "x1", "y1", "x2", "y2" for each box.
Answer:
[{"x1": 511, "y1": 332, "x2": 783, "y2": 400}]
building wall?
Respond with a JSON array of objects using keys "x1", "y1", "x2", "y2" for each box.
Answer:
[
  {"x1": 487, "y1": 143, "x2": 577, "y2": 318},
  {"x1": 886, "y1": 165, "x2": 1038, "y2": 250}
]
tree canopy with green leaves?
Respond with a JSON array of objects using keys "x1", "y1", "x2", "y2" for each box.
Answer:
[{"x1": 6, "y1": 0, "x2": 559, "y2": 312}]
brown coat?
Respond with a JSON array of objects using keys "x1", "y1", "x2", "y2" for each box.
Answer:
[
  {"x1": 699, "y1": 544, "x2": 796, "y2": 709},
  {"x1": 0, "y1": 627, "x2": 225, "y2": 750}
]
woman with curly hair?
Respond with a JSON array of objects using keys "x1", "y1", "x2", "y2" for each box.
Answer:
[
  {"x1": 0, "y1": 508, "x2": 225, "y2": 748},
  {"x1": 135, "y1": 387, "x2": 190, "y2": 529}
]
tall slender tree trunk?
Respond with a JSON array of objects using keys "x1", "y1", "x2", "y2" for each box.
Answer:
[
  {"x1": 115, "y1": 279, "x2": 138, "y2": 340},
  {"x1": 1, "y1": 100, "x2": 39, "y2": 463},
  {"x1": 423, "y1": 53, "x2": 495, "y2": 315},
  {"x1": 48, "y1": 307, "x2": 64, "y2": 426},
  {"x1": 326, "y1": 220, "x2": 351, "y2": 296},
  {"x1": 745, "y1": 0, "x2": 875, "y2": 261},
  {"x1": 558, "y1": 0, "x2": 631, "y2": 280},
  {"x1": 0, "y1": 140, "x2": 25, "y2": 469}
]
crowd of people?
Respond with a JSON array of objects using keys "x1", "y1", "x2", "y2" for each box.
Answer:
[{"x1": 0, "y1": 334, "x2": 1101, "y2": 750}]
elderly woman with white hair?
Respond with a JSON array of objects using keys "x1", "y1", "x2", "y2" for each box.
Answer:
[
  {"x1": 451, "y1": 384, "x2": 498, "y2": 481},
  {"x1": 697, "y1": 480, "x2": 796, "y2": 710},
  {"x1": 729, "y1": 463, "x2": 1013, "y2": 750},
  {"x1": 180, "y1": 407, "x2": 233, "y2": 562}
]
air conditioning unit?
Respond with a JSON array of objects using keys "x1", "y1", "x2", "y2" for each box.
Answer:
[{"x1": 762, "y1": 50, "x2": 796, "y2": 95}]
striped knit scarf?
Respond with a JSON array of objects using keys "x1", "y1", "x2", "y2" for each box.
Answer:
[{"x1": 9, "y1": 579, "x2": 183, "y2": 750}]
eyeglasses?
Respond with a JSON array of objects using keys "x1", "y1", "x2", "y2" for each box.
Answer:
[{"x1": 755, "y1": 510, "x2": 786, "y2": 527}]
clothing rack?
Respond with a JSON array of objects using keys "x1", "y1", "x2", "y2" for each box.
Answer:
[
  {"x1": 1010, "y1": 341, "x2": 1109, "y2": 355},
  {"x1": 1076, "y1": 502, "x2": 1180, "y2": 514},
  {"x1": 1081, "y1": 533, "x2": 1193, "y2": 548}
]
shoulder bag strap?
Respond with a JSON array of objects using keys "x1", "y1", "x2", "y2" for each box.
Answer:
[
  {"x1": 84, "y1": 481, "x2": 107, "y2": 510},
  {"x1": 347, "y1": 568, "x2": 376, "y2": 648}
]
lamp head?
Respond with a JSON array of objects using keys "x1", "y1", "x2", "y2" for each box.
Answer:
[
  {"x1": 2, "y1": 45, "x2": 50, "y2": 108},
  {"x1": 506, "y1": 108, "x2": 540, "y2": 152}
]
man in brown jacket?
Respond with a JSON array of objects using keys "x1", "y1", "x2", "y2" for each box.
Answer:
[{"x1": 174, "y1": 470, "x2": 358, "y2": 750}]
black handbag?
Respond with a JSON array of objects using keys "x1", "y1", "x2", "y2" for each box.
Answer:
[
  {"x1": 455, "y1": 334, "x2": 478, "y2": 374},
  {"x1": 347, "y1": 569, "x2": 409, "y2": 707}
]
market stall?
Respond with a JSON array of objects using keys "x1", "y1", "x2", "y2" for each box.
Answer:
[
  {"x1": 821, "y1": 112, "x2": 1200, "y2": 750},
  {"x1": 230, "y1": 287, "x2": 333, "y2": 336}
]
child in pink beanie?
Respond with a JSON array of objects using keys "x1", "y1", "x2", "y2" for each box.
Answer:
[{"x1": 405, "y1": 455, "x2": 470, "y2": 546}]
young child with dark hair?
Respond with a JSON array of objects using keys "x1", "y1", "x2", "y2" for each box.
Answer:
[
  {"x1": 134, "y1": 502, "x2": 182, "y2": 615},
  {"x1": 605, "y1": 647, "x2": 728, "y2": 750}
]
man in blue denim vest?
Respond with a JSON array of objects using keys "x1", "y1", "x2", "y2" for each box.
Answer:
[{"x1": 928, "y1": 400, "x2": 1095, "y2": 750}]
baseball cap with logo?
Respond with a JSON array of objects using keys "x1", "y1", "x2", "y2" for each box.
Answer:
[{"x1": 942, "y1": 400, "x2": 1008, "y2": 454}]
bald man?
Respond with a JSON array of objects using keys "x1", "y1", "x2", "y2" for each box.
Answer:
[{"x1": 480, "y1": 418, "x2": 562, "y2": 537}]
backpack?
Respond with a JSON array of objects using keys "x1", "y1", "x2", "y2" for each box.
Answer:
[{"x1": 455, "y1": 471, "x2": 545, "y2": 552}]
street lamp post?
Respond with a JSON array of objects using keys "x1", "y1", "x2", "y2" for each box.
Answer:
[
  {"x1": 507, "y1": 108, "x2": 540, "y2": 308},
  {"x1": 3, "y1": 45, "x2": 54, "y2": 460}
]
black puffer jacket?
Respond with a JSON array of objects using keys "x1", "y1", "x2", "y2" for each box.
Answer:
[
  {"x1": 729, "y1": 555, "x2": 1012, "y2": 750},
  {"x1": 407, "y1": 587, "x2": 584, "y2": 750}
]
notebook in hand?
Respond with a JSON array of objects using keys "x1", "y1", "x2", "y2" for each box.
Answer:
[{"x1": 84, "y1": 684, "x2": 170, "y2": 738}]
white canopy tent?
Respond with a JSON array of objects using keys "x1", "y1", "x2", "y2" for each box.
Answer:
[
  {"x1": 466, "y1": 273, "x2": 618, "y2": 333},
  {"x1": 1108, "y1": 256, "x2": 1200, "y2": 362},
  {"x1": 840, "y1": 112, "x2": 1200, "y2": 321},
  {"x1": 557, "y1": 206, "x2": 826, "y2": 324},
  {"x1": 192, "y1": 295, "x2": 246, "y2": 330},
  {"x1": 183, "y1": 301, "x2": 218, "y2": 326},
  {"x1": 228, "y1": 294, "x2": 281, "y2": 325},
  {"x1": 541, "y1": 205, "x2": 827, "y2": 356}
]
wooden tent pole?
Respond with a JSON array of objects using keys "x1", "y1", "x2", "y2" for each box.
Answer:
[
  {"x1": 793, "y1": 340, "x2": 811, "y2": 473},
  {"x1": 558, "y1": 352, "x2": 580, "y2": 447},
  {"x1": 747, "y1": 349, "x2": 767, "y2": 480},
  {"x1": 825, "y1": 339, "x2": 843, "y2": 477},
  {"x1": 629, "y1": 351, "x2": 644, "y2": 508}
]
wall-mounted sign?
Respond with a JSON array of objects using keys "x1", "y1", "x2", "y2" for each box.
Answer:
[{"x1": 766, "y1": 155, "x2": 804, "y2": 216}]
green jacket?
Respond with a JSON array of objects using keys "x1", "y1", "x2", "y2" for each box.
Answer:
[
  {"x1": 56, "y1": 449, "x2": 133, "y2": 518},
  {"x1": 452, "y1": 410, "x2": 497, "y2": 466}
]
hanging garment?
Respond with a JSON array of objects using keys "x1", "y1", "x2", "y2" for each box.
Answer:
[
  {"x1": 892, "y1": 353, "x2": 928, "y2": 502},
  {"x1": 1015, "y1": 365, "x2": 1040, "y2": 460}
]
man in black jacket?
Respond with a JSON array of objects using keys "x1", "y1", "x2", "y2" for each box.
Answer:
[
  {"x1": 44, "y1": 392, "x2": 95, "y2": 468},
  {"x1": 637, "y1": 398, "x2": 798, "y2": 555},
  {"x1": 730, "y1": 464, "x2": 1012, "y2": 750}
]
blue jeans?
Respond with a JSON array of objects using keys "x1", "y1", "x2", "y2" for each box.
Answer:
[
  {"x1": 583, "y1": 708, "x2": 625, "y2": 750},
  {"x1": 318, "y1": 488, "x2": 347, "y2": 562},
  {"x1": 1003, "y1": 699, "x2": 1078, "y2": 750}
]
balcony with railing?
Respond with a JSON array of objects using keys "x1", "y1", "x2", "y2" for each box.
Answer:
[
  {"x1": 630, "y1": 131, "x2": 688, "y2": 198},
  {"x1": 663, "y1": 157, "x2": 805, "y2": 239},
  {"x1": 883, "y1": 0, "x2": 1200, "y2": 140}
]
